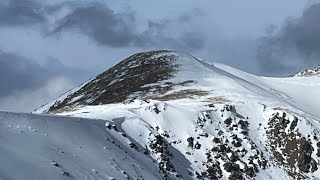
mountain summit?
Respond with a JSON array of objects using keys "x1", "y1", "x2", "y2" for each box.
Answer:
[
  {"x1": 37, "y1": 50, "x2": 230, "y2": 113},
  {"x1": 32, "y1": 50, "x2": 320, "y2": 179},
  {"x1": 36, "y1": 50, "x2": 280, "y2": 113}
]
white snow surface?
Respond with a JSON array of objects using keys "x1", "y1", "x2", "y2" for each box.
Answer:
[
  {"x1": 3, "y1": 51, "x2": 320, "y2": 179},
  {"x1": 0, "y1": 111, "x2": 163, "y2": 180}
]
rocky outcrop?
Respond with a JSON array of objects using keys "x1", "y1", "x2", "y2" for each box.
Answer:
[
  {"x1": 191, "y1": 104, "x2": 268, "y2": 179},
  {"x1": 267, "y1": 111, "x2": 318, "y2": 177}
]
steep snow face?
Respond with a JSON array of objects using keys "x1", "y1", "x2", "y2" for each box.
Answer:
[{"x1": 33, "y1": 50, "x2": 320, "y2": 179}]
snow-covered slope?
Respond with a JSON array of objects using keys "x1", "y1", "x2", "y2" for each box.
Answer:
[
  {"x1": 30, "y1": 50, "x2": 320, "y2": 179},
  {"x1": 0, "y1": 111, "x2": 166, "y2": 180}
]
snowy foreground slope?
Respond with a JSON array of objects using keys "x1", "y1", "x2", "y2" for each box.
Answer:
[
  {"x1": 0, "y1": 111, "x2": 164, "y2": 180},
  {"x1": 30, "y1": 50, "x2": 320, "y2": 179}
]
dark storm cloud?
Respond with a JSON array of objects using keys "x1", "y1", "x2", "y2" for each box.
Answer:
[
  {"x1": 0, "y1": 49, "x2": 91, "y2": 112},
  {"x1": 0, "y1": 50, "x2": 87, "y2": 98},
  {"x1": 50, "y1": 2, "x2": 204, "y2": 50},
  {"x1": 0, "y1": 50, "x2": 45, "y2": 97},
  {"x1": 139, "y1": 12, "x2": 205, "y2": 51},
  {"x1": 257, "y1": 3, "x2": 320, "y2": 75},
  {"x1": 0, "y1": 0, "x2": 45, "y2": 26},
  {"x1": 51, "y1": 2, "x2": 137, "y2": 47},
  {"x1": 0, "y1": 0, "x2": 204, "y2": 50}
]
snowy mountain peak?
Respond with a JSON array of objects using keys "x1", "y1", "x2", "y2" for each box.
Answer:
[
  {"x1": 294, "y1": 66, "x2": 320, "y2": 77},
  {"x1": 31, "y1": 50, "x2": 320, "y2": 179},
  {"x1": 36, "y1": 50, "x2": 222, "y2": 113}
]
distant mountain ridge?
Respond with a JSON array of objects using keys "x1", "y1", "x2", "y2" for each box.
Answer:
[{"x1": 294, "y1": 66, "x2": 320, "y2": 77}]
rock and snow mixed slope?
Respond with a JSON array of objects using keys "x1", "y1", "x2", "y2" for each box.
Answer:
[
  {"x1": 5, "y1": 50, "x2": 320, "y2": 179},
  {"x1": 294, "y1": 66, "x2": 320, "y2": 77}
]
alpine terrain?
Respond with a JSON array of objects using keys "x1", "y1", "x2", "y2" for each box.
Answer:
[{"x1": 1, "y1": 50, "x2": 320, "y2": 179}]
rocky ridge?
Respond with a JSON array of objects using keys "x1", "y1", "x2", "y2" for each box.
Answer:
[{"x1": 294, "y1": 66, "x2": 320, "y2": 77}]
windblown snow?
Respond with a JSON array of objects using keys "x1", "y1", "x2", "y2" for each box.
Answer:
[{"x1": 2, "y1": 50, "x2": 320, "y2": 179}]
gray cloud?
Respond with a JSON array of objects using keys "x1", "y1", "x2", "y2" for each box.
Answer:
[
  {"x1": 0, "y1": 76, "x2": 75, "y2": 112},
  {"x1": 0, "y1": 0, "x2": 204, "y2": 51},
  {"x1": 0, "y1": 49, "x2": 89, "y2": 112},
  {"x1": 0, "y1": 50, "x2": 46, "y2": 97},
  {"x1": 0, "y1": 0, "x2": 45, "y2": 26},
  {"x1": 51, "y1": 2, "x2": 137, "y2": 47},
  {"x1": 49, "y1": 2, "x2": 204, "y2": 51},
  {"x1": 139, "y1": 11, "x2": 205, "y2": 51},
  {"x1": 257, "y1": 3, "x2": 320, "y2": 76}
]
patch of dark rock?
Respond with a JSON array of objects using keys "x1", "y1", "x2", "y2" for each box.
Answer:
[
  {"x1": 106, "y1": 123, "x2": 112, "y2": 129},
  {"x1": 112, "y1": 125, "x2": 118, "y2": 132},
  {"x1": 317, "y1": 142, "x2": 320, "y2": 157},
  {"x1": 238, "y1": 120, "x2": 249, "y2": 130},
  {"x1": 224, "y1": 105, "x2": 236, "y2": 113},
  {"x1": 229, "y1": 152, "x2": 239, "y2": 162},
  {"x1": 143, "y1": 146, "x2": 150, "y2": 155},
  {"x1": 289, "y1": 116, "x2": 298, "y2": 131},
  {"x1": 233, "y1": 141, "x2": 242, "y2": 148},
  {"x1": 314, "y1": 136, "x2": 318, "y2": 141},
  {"x1": 149, "y1": 135, "x2": 164, "y2": 153},
  {"x1": 62, "y1": 171, "x2": 71, "y2": 177},
  {"x1": 195, "y1": 142, "x2": 201, "y2": 149},
  {"x1": 224, "y1": 118, "x2": 232, "y2": 126},
  {"x1": 129, "y1": 143, "x2": 139, "y2": 150},
  {"x1": 213, "y1": 137, "x2": 221, "y2": 144},
  {"x1": 267, "y1": 112, "x2": 318, "y2": 176},
  {"x1": 297, "y1": 139, "x2": 316, "y2": 173},
  {"x1": 245, "y1": 167, "x2": 256, "y2": 178},
  {"x1": 199, "y1": 133, "x2": 209, "y2": 137},
  {"x1": 149, "y1": 135, "x2": 176, "y2": 174},
  {"x1": 203, "y1": 162, "x2": 223, "y2": 179},
  {"x1": 229, "y1": 171, "x2": 243, "y2": 180},
  {"x1": 223, "y1": 162, "x2": 239, "y2": 172},
  {"x1": 240, "y1": 131, "x2": 248, "y2": 135},
  {"x1": 51, "y1": 161, "x2": 59, "y2": 167},
  {"x1": 187, "y1": 137, "x2": 194, "y2": 148},
  {"x1": 153, "y1": 107, "x2": 161, "y2": 114},
  {"x1": 217, "y1": 144, "x2": 231, "y2": 153},
  {"x1": 161, "y1": 132, "x2": 170, "y2": 138}
]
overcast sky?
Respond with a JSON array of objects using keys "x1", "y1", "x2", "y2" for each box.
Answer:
[{"x1": 0, "y1": 0, "x2": 319, "y2": 112}]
